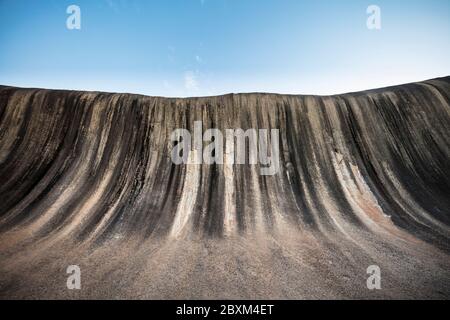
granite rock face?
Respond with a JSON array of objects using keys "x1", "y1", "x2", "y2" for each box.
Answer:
[{"x1": 0, "y1": 77, "x2": 449, "y2": 299}]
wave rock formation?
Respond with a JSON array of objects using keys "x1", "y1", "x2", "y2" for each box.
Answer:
[{"x1": 0, "y1": 77, "x2": 449, "y2": 299}]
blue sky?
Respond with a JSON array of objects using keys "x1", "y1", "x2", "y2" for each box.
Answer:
[{"x1": 0, "y1": 0, "x2": 449, "y2": 97}]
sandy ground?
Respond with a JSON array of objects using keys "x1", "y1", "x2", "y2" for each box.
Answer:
[{"x1": 0, "y1": 224, "x2": 449, "y2": 299}]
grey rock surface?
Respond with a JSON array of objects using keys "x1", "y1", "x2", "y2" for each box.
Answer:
[{"x1": 0, "y1": 77, "x2": 449, "y2": 299}]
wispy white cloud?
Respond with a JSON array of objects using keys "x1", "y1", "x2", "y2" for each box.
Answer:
[
  {"x1": 167, "y1": 46, "x2": 176, "y2": 63},
  {"x1": 105, "y1": 0, "x2": 139, "y2": 13},
  {"x1": 195, "y1": 55, "x2": 202, "y2": 63},
  {"x1": 163, "y1": 80, "x2": 170, "y2": 89},
  {"x1": 184, "y1": 71, "x2": 199, "y2": 91},
  {"x1": 105, "y1": 0, "x2": 120, "y2": 13}
]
